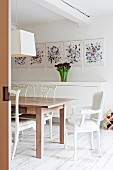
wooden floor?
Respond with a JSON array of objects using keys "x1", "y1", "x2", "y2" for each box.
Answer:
[{"x1": 11, "y1": 123, "x2": 113, "y2": 170}]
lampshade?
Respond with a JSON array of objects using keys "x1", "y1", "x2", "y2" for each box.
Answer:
[{"x1": 11, "y1": 29, "x2": 36, "y2": 57}]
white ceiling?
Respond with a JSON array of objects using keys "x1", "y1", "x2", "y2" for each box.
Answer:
[
  {"x1": 11, "y1": 0, "x2": 65, "y2": 25},
  {"x1": 11, "y1": 0, "x2": 113, "y2": 25}
]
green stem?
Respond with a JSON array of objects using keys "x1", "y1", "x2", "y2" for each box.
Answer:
[{"x1": 59, "y1": 71, "x2": 68, "y2": 82}]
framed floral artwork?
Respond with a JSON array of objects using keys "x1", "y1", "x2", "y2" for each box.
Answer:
[
  {"x1": 84, "y1": 39, "x2": 104, "y2": 66},
  {"x1": 29, "y1": 43, "x2": 45, "y2": 68},
  {"x1": 46, "y1": 42, "x2": 63, "y2": 67},
  {"x1": 64, "y1": 40, "x2": 83, "y2": 67},
  {"x1": 11, "y1": 56, "x2": 28, "y2": 68}
]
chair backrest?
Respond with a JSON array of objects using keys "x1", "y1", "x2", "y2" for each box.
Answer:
[
  {"x1": 12, "y1": 84, "x2": 35, "y2": 97},
  {"x1": 12, "y1": 84, "x2": 27, "y2": 96},
  {"x1": 91, "y1": 91, "x2": 104, "y2": 110},
  {"x1": 24, "y1": 84, "x2": 35, "y2": 97},
  {"x1": 35, "y1": 85, "x2": 57, "y2": 98},
  {"x1": 11, "y1": 84, "x2": 20, "y2": 90},
  {"x1": 91, "y1": 91, "x2": 104, "y2": 121},
  {"x1": 10, "y1": 89, "x2": 20, "y2": 127}
]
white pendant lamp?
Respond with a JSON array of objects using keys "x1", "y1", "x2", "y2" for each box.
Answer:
[
  {"x1": 11, "y1": 0, "x2": 36, "y2": 57},
  {"x1": 11, "y1": 29, "x2": 36, "y2": 57}
]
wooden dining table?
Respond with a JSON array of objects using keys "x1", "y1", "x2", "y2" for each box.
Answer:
[{"x1": 11, "y1": 96, "x2": 75, "y2": 159}]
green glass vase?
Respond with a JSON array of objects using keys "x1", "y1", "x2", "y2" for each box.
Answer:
[{"x1": 59, "y1": 71, "x2": 68, "y2": 82}]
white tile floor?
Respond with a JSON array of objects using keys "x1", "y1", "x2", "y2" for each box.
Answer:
[{"x1": 11, "y1": 123, "x2": 113, "y2": 170}]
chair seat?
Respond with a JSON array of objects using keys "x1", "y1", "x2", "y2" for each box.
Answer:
[
  {"x1": 66, "y1": 118, "x2": 81, "y2": 127},
  {"x1": 66, "y1": 118, "x2": 99, "y2": 132},
  {"x1": 65, "y1": 91, "x2": 104, "y2": 160},
  {"x1": 10, "y1": 89, "x2": 36, "y2": 159}
]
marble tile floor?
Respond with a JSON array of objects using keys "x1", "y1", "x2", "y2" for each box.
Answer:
[{"x1": 11, "y1": 123, "x2": 113, "y2": 170}]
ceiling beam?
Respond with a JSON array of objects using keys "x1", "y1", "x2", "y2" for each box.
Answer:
[{"x1": 32, "y1": 0, "x2": 90, "y2": 25}]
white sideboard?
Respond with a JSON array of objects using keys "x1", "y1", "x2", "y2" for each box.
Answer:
[{"x1": 12, "y1": 81, "x2": 106, "y2": 120}]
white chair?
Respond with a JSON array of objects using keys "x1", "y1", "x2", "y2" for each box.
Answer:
[
  {"x1": 19, "y1": 84, "x2": 57, "y2": 139},
  {"x1": 35, "y1": 85, "x2": 57, "y2": 139},
  {"x1": 12, "y1": 84, "x2": 36, "y2": 117},
  {"x1": 10, "y1": 89, "x2": 36, "y2": 159},
  {"x1": 65, "y1": 91, "x2": 104, "y2": 160},
  {"x1": 12, "y1": 83, "x2": 36, "y2": 121}
]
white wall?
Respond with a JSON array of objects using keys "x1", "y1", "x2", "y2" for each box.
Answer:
[{"x1": 12, "y1": 15, "x2": 113, "y2": 111}]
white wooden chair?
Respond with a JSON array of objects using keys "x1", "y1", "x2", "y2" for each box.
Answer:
[
  {"x1": 18, "y1": 84, "x2": 57, "y2": 139},
  {"x1": 10, "y1": 89, "x2": 36, "y2": 159},
  {"x1": 65, "y1": 91, "x2": 104, "y2": 160},
  {"x1": 12, "y1": 84, "x2": 36, "y2": 118},
  {"x1": 35, "y1": 85, "x2": 57, "y2": 139}
]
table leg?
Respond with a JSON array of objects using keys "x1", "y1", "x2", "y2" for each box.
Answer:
[
  {"x1": 60, "y1": 105, "x2": 66, "y2": 144},
  {"x1": 36, "y1": 107, "x2": 44, "y2": 158}
]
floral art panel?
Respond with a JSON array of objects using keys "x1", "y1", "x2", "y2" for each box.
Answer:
[
  {"x1": 84, "y1": 39, "x2": 104, "y2": 66},
  {"x1": 46, "y1": 42, "x2": 63, "y2": 67},
  {"x1": 11, "y1": 56, "x2": 29, "y2": 68},
  {"x1": 64, "y1": 40, "x2": 83, "y2": 67},
  {"x1": 29, "y1": 43, "x2": 45, "y2": 68}
]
